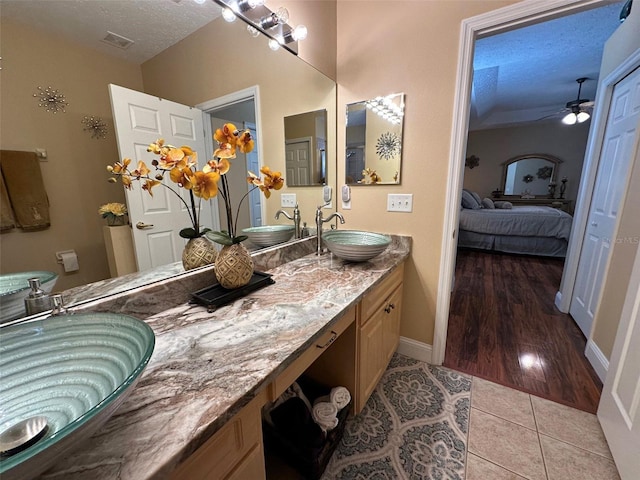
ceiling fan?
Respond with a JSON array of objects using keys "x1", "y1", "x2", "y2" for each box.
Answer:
[
  {"x1": 538, "y1": 77, "x2": 594, "y2": 125},
  {"x1": 560, "y1": 77, "x2": 594, "y2": 124}
]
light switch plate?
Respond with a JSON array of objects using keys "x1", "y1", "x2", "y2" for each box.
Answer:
[
  {"x1": 281, "y1": 193, "x2": 296, "y2": 207},
  {"x1": 387, "y1": 194, "x2": 413, "y2": 212}
]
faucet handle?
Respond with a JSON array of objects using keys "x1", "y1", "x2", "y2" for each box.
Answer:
[{"x1": 51, "y1": 294, "x2": 68, "y2": 316}]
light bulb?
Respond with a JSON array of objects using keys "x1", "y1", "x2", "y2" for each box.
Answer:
[
  {"x1": 247, "y1": 25, "x2": 260, "y2": 37},
  {"x1": 562, "y1": 112, "x2": 577, "y2": 125},
  {"x1": 577, "y1": 111, "x2": 590, "y2": 123},
  {"x1": 193, "y1": 0, "x2": 206, "y2": 4},
  {"x1": 268, "y1": 38, "x2": 280, "y2": 51},
  {"x1": 291, "y1": 25, "x2": 308, "y2": 41},
  {"x1": 248, "y1": 0, "x2": 265, "y2": 7},
  {"x1": 222, "y1": 7, "x2": 237, "y2": 22}
]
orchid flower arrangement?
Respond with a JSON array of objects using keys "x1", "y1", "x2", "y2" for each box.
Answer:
[{"x1": 107, "y1": 123, "x2": 283, "y2": 245}]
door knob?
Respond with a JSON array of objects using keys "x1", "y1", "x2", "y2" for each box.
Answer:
[
  {"x1": 136, "y1": 221, "x2": 154, "y2": 230},
  {"x1": 591, "y1": 222, "x2": 598, "y2": 227}
]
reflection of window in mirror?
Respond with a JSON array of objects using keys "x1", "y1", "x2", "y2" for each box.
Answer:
[
  {"x1": 345, "y1": 93, "x2": 404, "y2": 185},
  {"x1": 284, "y1": 109, "x2": 327, "y2": 186}
]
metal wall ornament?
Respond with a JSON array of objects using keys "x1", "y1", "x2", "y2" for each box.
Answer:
[
  {"x1": 33, "y1": 86, "x2": 69, "y2": 113},
  {"x1": 82, "y1": 116, "x2": 108, "y2": 139},
  {"x1": 523, "y1": 174, "x2": 534, "y2": 183},
  {"x1": 465, "y1": 155, "x2": 480, "y2": 169},
  {"x1": 376, "y1": 132, "x2": 401, "y2": 160}
]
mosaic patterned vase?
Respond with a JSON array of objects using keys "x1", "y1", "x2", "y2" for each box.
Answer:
[
  {"x1": 214, "y1": 243, "x2": 254, "y2": 289},
  {"x1": 182, "y1": 237, "x2": 218, "y2": 271}
]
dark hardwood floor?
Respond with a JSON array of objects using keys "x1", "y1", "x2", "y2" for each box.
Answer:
[{"x1": 444, "y1": 249, "x2": 603, "y2": 414}]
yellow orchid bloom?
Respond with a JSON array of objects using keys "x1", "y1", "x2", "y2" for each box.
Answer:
[
  {"x1": 111, "y1": 158, "x2": 131, "y2": 174},
  {"x1": 236, "y1": 130, "x2": 255, "y2": 154},
  {"x1": 142, "y1": 179, "x2": 161, "y2": 196},
  {"x1": 204, "y1": 158, "x2": 230, "y2": 175},
  {"x1": 214, "y1": 142, "x2": 236, "y2": 159},
  {"x1": 158, "y1": 146, "x2": 186, "y2": 170},
  {"x1": 132, "y1": 161, "x2": 150, "y2": 178},
  {"x1": 147, "y1": 139, "x2": 166, "y2": 154},
  {"x1": 170, "y1": 164, "x2": 195, "y2": 189},
  {"x1": 121, "y1": 175, "x2": 132, "y2": 190},
  {"x1": 191, "y1": 171, "x2": 220, "y2": 200},
  {"x1": 214, "y1": 123, "x2": 238, "y2": 145}
]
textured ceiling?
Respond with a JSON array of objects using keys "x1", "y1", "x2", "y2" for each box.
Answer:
[
  {"x1": 1, "y1": 0, "x2": 222, "y2": 64},
  {"x1": 470, "y1": 1, "x2": 626, "y2": 130}
]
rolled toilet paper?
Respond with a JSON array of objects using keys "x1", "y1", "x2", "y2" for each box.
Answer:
[{"x1": 60, "y1": 251, "x2": 79, "y2": 272}]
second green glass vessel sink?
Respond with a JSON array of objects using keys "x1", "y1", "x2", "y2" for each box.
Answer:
[
  {"x1": 0, "y1": 312, "x2": 155, "y2": 480},
  {"x1": 322, "y1": 230, "x2": 392, "y2": 262}
]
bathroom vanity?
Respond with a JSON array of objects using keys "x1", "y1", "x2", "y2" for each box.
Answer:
[{"x1": 34, "y1": 235, "x2": 410, "y2": 480}]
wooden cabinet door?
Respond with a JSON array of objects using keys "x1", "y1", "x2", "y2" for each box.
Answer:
[
  {"x1": 382, "y1": 285, "x2": 403, "y2": 364},
  {"x1": 358, "y1": 309, "x2": 385, "y2": 407}
]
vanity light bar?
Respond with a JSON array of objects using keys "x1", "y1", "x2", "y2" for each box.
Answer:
[
  {"x1": 212, "y1": 0, "x2": 303, "y2": 55},
  {"x1": 366, "y1": 95, "x2": 405, "y2": 125}
]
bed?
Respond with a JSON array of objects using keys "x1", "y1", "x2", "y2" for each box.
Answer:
[{"x1": 458, "y1": 204, "x2": 573, "y2": 257}]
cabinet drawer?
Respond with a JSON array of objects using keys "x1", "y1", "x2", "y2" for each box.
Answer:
[
  {"x1": 171, "y1": 392, "x2": 265, "y2": 480},
  {"x1": 361, "y1": 263, "x2": 404, "y2": 324},
  {"x1": 268, "y1": 305, "x2": 356, "y2": 401}
]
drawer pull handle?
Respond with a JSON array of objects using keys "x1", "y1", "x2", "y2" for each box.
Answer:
[
  {"x1": 384, "y1": 303, "x2": 396, "y2": 314},
  {"x1": 317, "y1": 331, "x2": 337, "y2": 349}
]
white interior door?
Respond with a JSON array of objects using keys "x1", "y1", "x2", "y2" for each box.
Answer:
[
  {"x1": 109, "y1": 84, "x2": 212, "y2": 271},
  {"x1": 598, "y1": 243, "x2": 640, "y2": 479},
  {"x1": 285, "y1": 137, "x2": 312, "y2": 185},
  {"x1": 570, "y1": 68, "x2": 640, "y2": 337}
]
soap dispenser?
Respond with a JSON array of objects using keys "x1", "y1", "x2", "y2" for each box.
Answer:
[{"x1": 24, "y1": 278, "x2": 53, "y2": 316}]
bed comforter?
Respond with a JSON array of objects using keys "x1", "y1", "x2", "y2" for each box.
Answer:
[{"x1": 459, "y1": 205, "x2": 572, "y2": 240}]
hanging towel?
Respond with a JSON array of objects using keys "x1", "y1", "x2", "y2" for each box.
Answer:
[
  {"x1": 0, "y1": 172, "x2": 16, "y2": 231},
  {"x1": 0, "y1": 150, "x2": 50, "y2": 230}
]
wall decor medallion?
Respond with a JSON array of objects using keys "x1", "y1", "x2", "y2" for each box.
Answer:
[
  {"x1": 33, "y1": 86, "x2": 69, "y2": 113},
  {"x1": 376, "y1": 132, "x2": 401, "y2": 160},
  {"x1": 522, "y1": 174, "x2": 534, "y2": 183},
  {"x1": 82, "y1": 115, "x2": 108, "y2": 139},
  {"x1": 465, "y1": 155, "x2": 480, "y2": 169},
  {"x1": 537, "y1": 166, "x2": 552, "y2": 180}
]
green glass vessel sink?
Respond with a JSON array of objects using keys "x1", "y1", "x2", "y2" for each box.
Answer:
[
  {"x1": 322, "y1": 230, "x2": 392, "y2": 262},
  {"x1": 242, "y1": 225, "x2": 295, "y2": 247},
  {"x1": 0, "y1": 312, "x2": 155, "y2": 480},
  {"x1": 0, "y1": 271, "x2": 58, "y2": 323}
]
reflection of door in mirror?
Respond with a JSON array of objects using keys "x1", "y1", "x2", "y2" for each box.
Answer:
[
  {"x1": 346, "y1": 94, "x2": 404, "y2": 185},
  {"x1": 502, "y1": 154, "x2": 563, "y2": 197},
  {"x1": 284, "y1": 110, "x2": 327, "y2": 186}
]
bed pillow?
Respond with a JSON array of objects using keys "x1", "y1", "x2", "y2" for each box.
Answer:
[
  {"x1": 461, "y1": 189, "x2": 482, "y2": 209},
  {"x1": 470, "y1": 190, "x2": 483, "y2": 206},
  {"x1": 482, "y1": 198, "x2": 495, "y2": 209},
  {"x1": 494, "y1": 201, "x2": 513, "y2": 209}
]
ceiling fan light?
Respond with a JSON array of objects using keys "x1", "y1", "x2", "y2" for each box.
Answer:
[
  {"x1": 562, "y1": 112, "x2": 577, "y2": 125},
  {"x1": 577, "y1": 111, "x2": 591, "y2": 123}
]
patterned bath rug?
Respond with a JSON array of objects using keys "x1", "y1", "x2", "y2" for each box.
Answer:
[{"x1": 322, "y1": 353, "x2": 471, "y2": 480}]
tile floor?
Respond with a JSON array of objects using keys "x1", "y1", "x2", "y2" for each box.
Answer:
[{"x1": 467, "y1": 377, "x2": 620, "y2": 480}]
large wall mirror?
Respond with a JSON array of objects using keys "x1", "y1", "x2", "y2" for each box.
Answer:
[
  {"x1": 345, "y1": 93, "x2": 405, "y2": 185},
  {"x1": 284, "y1": 109, "x2": 327, "y2": 186},
  {"x1": 1, "y1": 2, "x2": 336, "y2": 317},
  {"x1": 501, "y1": 154, "x2": 563, "y2": 197}
]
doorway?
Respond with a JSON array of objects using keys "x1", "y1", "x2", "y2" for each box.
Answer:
[{"x1": 434, "y1": 1, "x2": 626, "y2": 378}]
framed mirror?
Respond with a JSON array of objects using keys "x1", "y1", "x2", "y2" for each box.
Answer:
[
  {"x1": 501, "y1": 154, "x2": 563, "y2": 197},
  {"x1": 345, "y1": 93, "x2": 405, "y2": 185},
  {"x1": 284, "y1": 109, "x2": 327, "y2": 186}
]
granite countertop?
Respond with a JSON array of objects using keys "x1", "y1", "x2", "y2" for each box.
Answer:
[{"x1": 40, "y1": 235, "x2": 411, "y2": 480}]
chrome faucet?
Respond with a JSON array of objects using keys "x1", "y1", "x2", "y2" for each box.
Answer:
[
  {"x1": 275, "y1": 203, "x2": 302, "y2": 239},
  {"x1": 315, "y1": 203, "x2": 345, "y2": 255}
]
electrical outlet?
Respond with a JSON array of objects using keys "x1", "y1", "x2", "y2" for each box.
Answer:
[
  {"x1": 387, "y1": 194, "x2": 413, "y2": 212},
  {"x1": 281, "y1": 193, "x2": 297, "y2": 208}
]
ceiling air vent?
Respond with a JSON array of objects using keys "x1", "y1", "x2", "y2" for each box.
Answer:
[{"x1": 102, "y1": 31, "x2": 135, "y2": 50}]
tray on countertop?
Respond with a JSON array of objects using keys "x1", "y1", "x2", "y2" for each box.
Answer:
[{"x1": 190, "y1": 271, "x2": 275, "y2": 312}]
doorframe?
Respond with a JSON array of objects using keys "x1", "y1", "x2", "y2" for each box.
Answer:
[
  {"x1": 432, "y1": 0, "x2": 612, "y2": 365},
  {"x1": 196, "y1": 85, "x2": 266, "y2": 228}
]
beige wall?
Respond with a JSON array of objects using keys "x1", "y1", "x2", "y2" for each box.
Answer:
[
  {"x1": 465, "y1": 122, "x2": 590, "y2": 208},
  {"x1": 141, "y1": 16, "x2": 336, "y2": 231},
  {"x1": 0, "y1": 19, "x2": 143, "y2": 291},
  {"x1": 589, "y1": 4, "x2": 640, "y2": 359},
  {"x1": 336, "y1": 0, "x2": 517, "y2": 345}
]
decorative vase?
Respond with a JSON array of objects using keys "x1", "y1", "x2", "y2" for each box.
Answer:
[
  {"x1": 215, "y1": 243, "x2": 254, "y2": 289},
  {"x1": 182, "y1": 237, "x2": 218, "y2": 271},
  {"x1": 107, "y1": 215, "x2": 126, "y2": 226}
]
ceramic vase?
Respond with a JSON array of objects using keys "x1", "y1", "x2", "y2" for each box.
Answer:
[
  {"x1": 107, "y1": 215, "x2": 126, "y2": 226},
  {"x1": 214, "y1": 243, "x2": 254, "y2": 289},
  {"x1": 182, "y1": 237, "x2": 218, "y2": 271}
]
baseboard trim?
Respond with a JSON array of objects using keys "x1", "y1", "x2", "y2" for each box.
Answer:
[
  {"x1": 585, "y1": 339, "x2": 609, "y2": 383},
  {"x1": 397, "y1": 337, "x2": 433, "y2": 364}
]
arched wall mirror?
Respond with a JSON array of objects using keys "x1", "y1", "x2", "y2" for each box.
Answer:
[
  {"x1": 284, "y1": 109, "x2": 327, "y2": 187},
  {"x1": 501, "y1": 154, "x2": 563, "y2": 197},
  {"x1": 345, "y1": 93, "x2": 405, "y2": 185}
]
